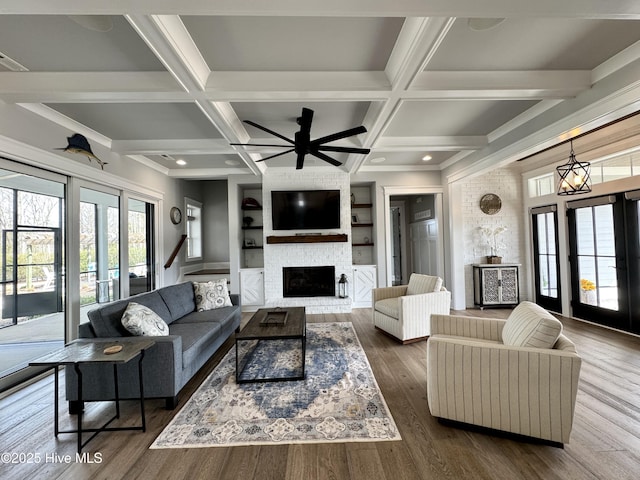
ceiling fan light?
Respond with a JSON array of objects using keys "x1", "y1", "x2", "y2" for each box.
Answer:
[
  {"x1": 556, "y1": 140, "x2": 592, "y2": 195},
  {"x1": 68, "y1": 15, "x2": 114, "y2": 32}
]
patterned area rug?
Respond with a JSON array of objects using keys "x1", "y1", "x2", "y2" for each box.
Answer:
[{"x1": 150, "y1": 322, "x2": 401, "y2": 448}]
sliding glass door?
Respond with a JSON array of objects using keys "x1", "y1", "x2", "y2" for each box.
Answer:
[
  {"x1": 125, "y1": 198, "x2": 155, "y2": 298},
  {"x1": 0, "y1": 166, "x2": 65, "y2": 382}
]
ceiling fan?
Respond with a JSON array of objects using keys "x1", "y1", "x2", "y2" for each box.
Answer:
[{"x1": 230, "y1": 107, "x2": 370, "y2": 169}]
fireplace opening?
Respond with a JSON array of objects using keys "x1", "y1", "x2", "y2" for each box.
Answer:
[{"x1": 283, "y1": 266, "x2": 335, "y2": 297}]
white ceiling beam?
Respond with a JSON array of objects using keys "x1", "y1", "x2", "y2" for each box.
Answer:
[
  {"x1": 111, "y1": 139, "x2": 235, "y2": 155},
  {"x1": 206, "y1": 71, "x2": 390, "y2": 101},
  {"x1": 5, "y1": 0, "x2": 640, "y2": 19},
  {"x1": 374, "y1": 136, "x2": 487, "y2": 151},
  {"x1": 0, "y1": 72, "x2": 190, "y2": 103},
  {"x1": 408, "y1": 70, "x2": 592, "y2": 100}
]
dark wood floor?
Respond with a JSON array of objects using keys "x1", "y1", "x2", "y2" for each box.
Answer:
[{"x1": 1, "y1": 308, "x2": 640, "y2": 480}]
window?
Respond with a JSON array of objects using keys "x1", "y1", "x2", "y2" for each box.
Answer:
[
  {"x1": 528, "y1": 173, "x2": 554, "y2": 198},
  {"x1": 185, "y1": 198, "x2": 202, "y2": 260}
]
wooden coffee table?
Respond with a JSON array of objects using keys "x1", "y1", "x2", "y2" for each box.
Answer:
[{"x1": 235, "y1": 307, "x2": 306, "y2": 383}]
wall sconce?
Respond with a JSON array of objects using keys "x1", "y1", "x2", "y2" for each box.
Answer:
[{"x1": 556, "y1": 139, "x2": 592, "y2": 195}]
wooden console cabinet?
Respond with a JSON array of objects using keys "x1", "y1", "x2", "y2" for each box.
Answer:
[{"x1": 473, "y1": 264, "x2": 519, "y2": 308}]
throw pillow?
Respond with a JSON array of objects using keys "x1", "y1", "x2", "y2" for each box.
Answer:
[
  {"x1": 406, "y1": 274, "x2": 443, "y2": 295},
  {"x1": 194, "y1": 279, "x2": 232, "y2": 311},
  {"x1": 121, "y1": 302, "x2": 169, "y2": 336},
  {"x1": 502, "y1": 301, "x2": 562, "y2": 349}
]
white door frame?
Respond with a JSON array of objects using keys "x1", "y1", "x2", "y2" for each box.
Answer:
[{"x1": 382, "y1": 186, "x2": 444, "y2": 287}]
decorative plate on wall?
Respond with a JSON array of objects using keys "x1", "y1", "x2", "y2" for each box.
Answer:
[{"x1": 479, "y1": 193, "x2": 502, "y2": 215}]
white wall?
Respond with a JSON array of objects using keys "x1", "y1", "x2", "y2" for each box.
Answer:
[{"x1": 458, "y1": 167, "x2": 527, "y2": 307}]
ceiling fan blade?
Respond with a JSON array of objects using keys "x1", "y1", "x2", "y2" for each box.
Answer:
[
  {"x1": 230, "y1": 143, "x2": 293, "y2": 148},
  {"x1": 243, "y1": 120, "x2": 294, "y2": 144},
  {"x1": 296, "y1": 152, "x2": 306, "y2": 170},
  {"x1": 316, "y1": 145, "x2": 371, "y2": 155},
  {"x1": 310, "y1": 150, "x2": 342, "y2": 167},
  {"x1": 255, "y1": 148, "x2": 295, "y2": 162},
  {"x1": 311, "y1": 125, "x2": 367, "y2": 146}
]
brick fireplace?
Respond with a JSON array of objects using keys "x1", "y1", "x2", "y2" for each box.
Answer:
[{"x1": 262, "y1": 170, "x2": 352, "y2": 313}]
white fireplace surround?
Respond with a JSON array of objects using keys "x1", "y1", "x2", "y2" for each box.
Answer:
[{"x1": 262, "y1": 171, "x2": 352, "y2": 313}]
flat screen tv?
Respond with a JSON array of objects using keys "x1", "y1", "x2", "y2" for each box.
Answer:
[{"x1": 271, "y1": 190, "x2": 341, "y2": 230}]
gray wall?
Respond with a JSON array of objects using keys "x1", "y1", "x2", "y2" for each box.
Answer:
[{"x1": 202, "y1": 180, "x2": 230, "y2": 263}]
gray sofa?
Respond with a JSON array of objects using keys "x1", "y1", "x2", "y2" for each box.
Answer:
[{"x1": 65, "y1": 281, "x2": 241, "y2": 411}]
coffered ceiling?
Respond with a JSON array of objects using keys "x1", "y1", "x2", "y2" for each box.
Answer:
[{"x1": 1, "y1": 1, "x2": 639, "y2": 179}]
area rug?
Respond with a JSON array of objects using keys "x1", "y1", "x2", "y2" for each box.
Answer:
[{"x1": 150, "y1": 322, "x2": 401, "y2": 448}]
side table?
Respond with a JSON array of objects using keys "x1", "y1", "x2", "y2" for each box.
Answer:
[{"x1": 29, "y1": 338, "x2": 155, "y2": 453}]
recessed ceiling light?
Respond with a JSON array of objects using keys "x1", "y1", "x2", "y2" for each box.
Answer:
[
  {"x1": 467, "y1": 18, "x2": 505, "y2": 31},
  {"x1": 422, "y1": 154, "x2": 433, "y2": 161},
  {"x1": 370, "y1": 157, "x2": 386, "y2": 164},
  {"x1": 225, "y1": 159, "x2": 240, "y2": 166},
  {"x1": 176, "y1": 159, "x2": 187, "y2": 166}
]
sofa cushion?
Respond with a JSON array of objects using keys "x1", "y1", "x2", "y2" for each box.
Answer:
[
  {"x1": 172, "y1": 306, "x2": 237, "y2": 324},
  {"x1": 158, "y1": 282, "x2": 195, "y2": 323},
  {"x1": 193, "y1": 280, "x2": 232, "y2": 311},
  {"x1": 169, "y1": 322, "x2": 223, "y2": 368},
  {"x1": 502, "y1": 301, "x2": 563, "y2": 349},
  {"x1": 89, "y1": 291, "x2": 171, "y2": 337},
  {"x1": 375, "y1": 298, "x2": 400, "y2": 319},
  {"x1": 406, "y1": 274, "x2": 443, "y2": 295},
  {"x1": 121, "y1": 302, "x2": 169, "y2": 336}
]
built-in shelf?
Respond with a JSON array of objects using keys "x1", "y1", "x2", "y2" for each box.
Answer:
[
  {"x1": 352, "y1": 223, "x2": 373, "y2": 227},
  {"x1": 267, "y1": 234, "x2": 348, "y2": 244},
  {"x1": 352, "y1": 242, "x2": 374, "y2": 247},
  {"x1": 351, "y1": 203, "x2": 373, "y2": 209},
  {"x1": 242, "y1": 246, "x2": 263, "y2": 250},
  {"x1": 241, "y1": 226, "x2": 263, "y2": 230}
]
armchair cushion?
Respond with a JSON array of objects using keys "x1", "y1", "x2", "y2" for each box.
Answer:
[
  {"x1": 406, "y1": 274, "x2": 443, "y2": 295},
  {"x1": 374, "y1": 298, "x2": 400, "y2": 318},
  {"x1": 502, "y1": 301, "x2": 563, "y2": 349}
]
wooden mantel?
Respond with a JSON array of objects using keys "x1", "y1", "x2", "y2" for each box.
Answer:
[{"x1": 266, "y1": 234, "x2": 348, "y2": 244}]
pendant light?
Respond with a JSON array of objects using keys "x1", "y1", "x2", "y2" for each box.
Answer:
[{"x1": 556, "y1": 139, "x2": 592, "y2": 195}]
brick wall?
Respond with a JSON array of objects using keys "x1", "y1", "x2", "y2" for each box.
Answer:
[
  {"x1": 262, "y1": 170, "x2": 352, "y2": 313},
  {"x1": 460, "y1": 167, "x2": 527, "y2": 307}
]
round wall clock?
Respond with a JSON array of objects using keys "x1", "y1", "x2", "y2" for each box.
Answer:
[
  {"x1": 170, "y1": 206, "x2": 182, "y2": 224},
  {"x1": 479, "y1": 193, "x2": 502, "y2": 215}
]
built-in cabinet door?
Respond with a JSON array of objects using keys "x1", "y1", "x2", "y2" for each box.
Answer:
[
  {"x1": 352, "y1": 266, "x2": 377, "y2": 307},
  {"x1": 239, "y1": 268, "x2": 264, "y2": 306},
  {"x1": 473, "y1": 265, "x2": 519, "y2": 308}
]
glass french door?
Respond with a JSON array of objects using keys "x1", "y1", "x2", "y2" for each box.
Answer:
[
  {"x1": 531, "y1": 206, "x2": 561, "y2": 312},
  {"x1": 567, "y1": 194, "x2": 630, "y2": 331}
]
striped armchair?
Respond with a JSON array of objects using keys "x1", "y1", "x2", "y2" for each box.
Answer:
[
  {"x1": 426, "y1": 301, "x2": 582, "y2": 446},
  {"x1": 372, "y1": 273, "x2": 451, "y2": 343}
]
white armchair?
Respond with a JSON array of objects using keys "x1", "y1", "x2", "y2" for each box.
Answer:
[
  {"x1": 426, "y1": 301, "x2": 582, "y2": 446},
  {"x1": 372, "y1": 273, "x2": 451, "y2": 343}
]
